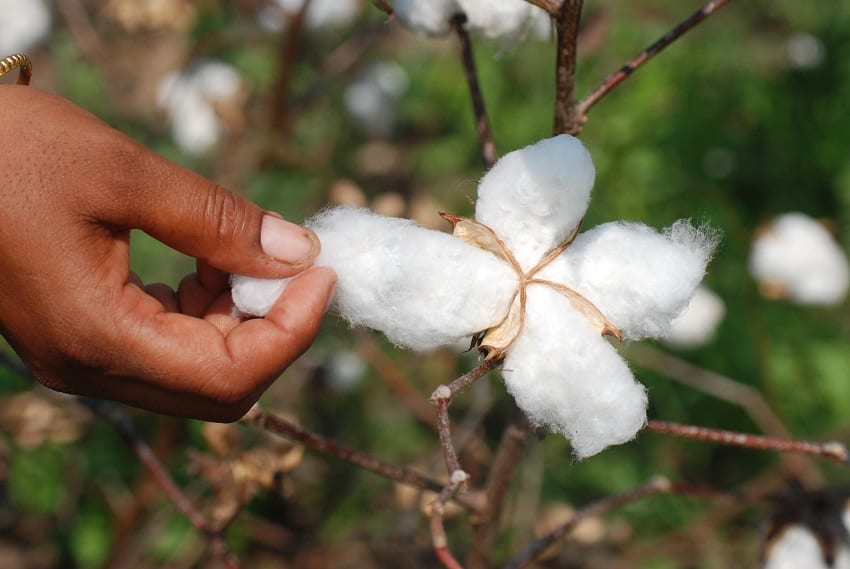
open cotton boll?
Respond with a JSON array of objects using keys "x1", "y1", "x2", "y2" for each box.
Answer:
[
  {"x1": 749, "y1": 212, "x2": 850, "y2": 305},
  {"x1": 763, "y1": 525, "x2": 850, "y2": 569},
  {"x1": 664, "y1": 286, "x2": 725, "y2": 349},
  {"x1": 0, "y1": 0, "x2": 51, "y2": 54},
  {"x1": 537, "y1": 219, "x2": 717, "y2": 340},
  {"x1": 503, "y1": 286, "x2": 647, "y2": 459},
  {"x1": 344, "y1": 61, "x2": 409, "y2": 137},
  {"x1": 232, "y1": 207, "x2": 518, "y2": 351},
  {"x1": 459, "y1": 0, "x2": 540, "y2": 40},
  {"x1": 393, "y1": 0, "x2": 461, "y2": 36},
  {"x1": 475, "y1": 135, "x2": 594, "y2": 271}
]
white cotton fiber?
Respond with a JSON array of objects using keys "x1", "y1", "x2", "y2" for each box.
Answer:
[
  {"x1": 231, "y1": 276, "x2": 290, "y2": 317},
  {"x1": 537, "y1": 219, "x2": 717, "y2": 340},
  {"x1": 763, "y1": 525, "x2": 850, "y2": 569},
  {"x1": 232, "y1": 207, "x2": 518, "y2": 351},
  {"x1": 260, "y1": 0, "x2": 361, "y2": 32},
  {"x1": 475, "y1": 135, "x2": 595, "y2": 271},
  {"x1": 749, "y1": 212, "x2": 850, "y2": 305},
  {"x1": 664, "y1": 286, "x2": 725, "y2": 349},
  {"x1": 503, "y1": 286, "x2": 647, "y2": 459},
  {"x1": 393, "y1": 0, "x2": 461, "y2": 36},
  {"x1": 0, "y1": 0, "x2": 51, "y2": 54},
  {"x1": 459, "y1": 0, "x2": 539, "y2": 40},
  {"x1": 157, "y1": 60, "x2": 243, "y2": 156}
]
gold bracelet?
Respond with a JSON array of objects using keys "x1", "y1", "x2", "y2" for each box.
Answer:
[{"x1": 0, "y1": 54, "x2": 32, "y2": 85}]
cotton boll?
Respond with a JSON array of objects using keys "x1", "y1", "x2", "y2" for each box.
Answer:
[
  {"x1": 344, "y1": 61, "x2": 409, "y2": 137},
  {"x1": 261, "y1": 0, "x2": 361, "y2": 31},
  {"x1": 475, "y1": 135, "x2": 595, "y2": 271},
  {"x1": 763, "y1": 525, "x2": 850, "y2": 569},
  {"x1": 0, "y1": 0, "x2": 51, "y2": 54},
  {"x1": 157, "y1": 61, "x2": 244, "y2": 156},
  {"x1": 749, "y1": 213, "x2": 850, "y2": 305},
  {"x1": 538, "y1": 219, "x2": 717, "y2": 340},
  {"x1": 311, "y1": 208, "x2": 517, "y2": 350},
  {"x1": 664, "y1": 286, "x2": 725, "y2": 349},
  {"x1": 393, "y1": 0, "x2": 461, "y2": 36},
  {"x1": 459, "y1": 0, "x2": 537, "y2": 40},
  {"x1": 324, "y1": 350, "x2": 368, "y2": 393},
  {"x1": 503, "y1": 286, "x2": 647, "y2": 458}
]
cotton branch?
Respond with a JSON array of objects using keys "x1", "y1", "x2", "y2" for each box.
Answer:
[
  {"x1": 575, "y1": 0, "x2": 733, "y2": 121},
  {"x1": 552, "y1": 0, "x2": 584, "y2": 135},
  {"x1": 646, "y1": 420, "x2": 850, "y2": 465},
  {"x1": 431, "y1": 470, "x2": 470, "y2": 569},
  {"x1": 452, "y1": 14, "x2": 497, "y2": 168}
]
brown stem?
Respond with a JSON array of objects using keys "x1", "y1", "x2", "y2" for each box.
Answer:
[
  {"x1": 268, "y1": 0, "x2": 312, "y2": 136},
  {"x1": 522, "y1": 0, "x2": 560, "y2": 15},
  {"x1": 452, "y1": 14, "x2": 497, "y2": 169},
  {"x1": 432, "y1": 386, "x2": 462, "y2": 475},
  {"x1": 448, "y1": 359, "x2": 499, "y2": 397},
  {"x1": 553, "y1": 0, "x2": 584, "y2": 135},
  {"x1": 503, "y1": 477, "x2": 673, "y2": 569},
  {"x1": 431, "y1": 471, "x2": 470, "y2": 569},
  {"x1": 576, "y1": 0, "x2": 734, "y2": 120},
  {"x1": 242, "y1": 406, "x2": 479, "y2": 510},
  {"x1": 646, "y1": 420, "x2": 849, "y2": 465},
  {"x1": 467, "y1": 410, "x2": 532, "y2": 569}
]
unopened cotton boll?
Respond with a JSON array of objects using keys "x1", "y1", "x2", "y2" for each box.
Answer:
[
  {"x1": 664, "y1": 286, "x2": 725, "y2": 349},
  {"x1": 749, "y1": 213, "x2": 850, "y2": 305},
  {"x1": 476, "y1": 134, "x2": 595, "y2": 271},
  {"x1": 503, "y1": 286, "x2": 648, "y2": 459},
  {"x1": 157, "y1": 61, "x2": 243, "y2": 156},
  {"x1": 0, "y1": 0, "x2": 51, "y2": 54}
]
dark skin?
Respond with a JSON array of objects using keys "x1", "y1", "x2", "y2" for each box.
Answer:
[{"x1": 0, "y1": 86, "x2": 337, "y2": 421}]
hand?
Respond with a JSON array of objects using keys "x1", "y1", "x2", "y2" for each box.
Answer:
[{"x1": 0, "y1": 86, "x2": 337, "y2": 421}]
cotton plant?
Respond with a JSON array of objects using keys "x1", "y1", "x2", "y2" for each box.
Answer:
[
  {"x1": 156, "y1": 60, "x2": 244, "y2": 156},
  {"x1": 0, "y1": 0, "x2": 51, "y2": 54},
  {"x1": 749, "y1": 212, "x2": 850, "y2": 305},
  {"x1": 233, "y1": 135, "x2": 716, "y2": 458},
  {"x1": 393, "y1": 0, "x2": 548, "y2": 41}
]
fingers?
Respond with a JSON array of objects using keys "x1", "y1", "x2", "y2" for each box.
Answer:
[{"x1": 99, "y1": 266, "x2": 337, "y2": 421}]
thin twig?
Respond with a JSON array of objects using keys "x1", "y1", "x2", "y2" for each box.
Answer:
[
  {"x1": 451, "y1": 14, "x2": 497, "y2": 169},
  {"x1": 576, "y1": 0, "x2": 733, "y2": 120},
  {"x1": 467, "y1": 410, "x2": 533, "y2": 569},
  {"x1": 552, "y1": 0, "x2": 584, "y2": 135},
  {"x1": 431, "y1": 470, "x2": 470, "y2": 569},
  {"x1": 448, "y1": 359, "x2": 499, "y2": 397},
  {"x1": 624, "y1": 344, "x2": 789, "y2": 438},
  {"x1": 242, "y1": 406, "x2": 480, "y2": 510},
  {"x1": 646, "y1": 420, "x2": 849, "y2": 465},
  {"x1": 432, "y1": 386, "x2": 462, "y2": 475}
]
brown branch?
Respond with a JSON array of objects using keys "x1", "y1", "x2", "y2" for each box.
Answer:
[
  {"x1": 432, "y1": 386, "x2": 463, "y2": 475},
  {"x1": 452, "y1": 14, "x2": 497, "y2": 169},
  {"x1": 467, "y1": 409, "x2": 533, "y2": 569},
  {"x1": 523, "y1": 0, "x2": 560, "y2": 15},
  {"x1": 553, "y1": 0, "x2": 584, "y2": 135},
  {"x1": 372, "y1": 0, "x2": 394, "y2": 18},
  {"x1": 646, "y1": 420, "x2": 849, "y2": 465},
  {"x1": 431, "y1": 470, "x2": 470, "y2": 569},
  {"x1": 576, "y1": 0, "x2": 733, "y2": 121},
  {"x1": 242, "y1": 406, "x2": 480, "y2": 510},
  {"x1": 448, "y1": 359, "x2": 499, "y2": 397},
  {"x1": 268, "y1": 0, "x2": 312, "y2": 136}
]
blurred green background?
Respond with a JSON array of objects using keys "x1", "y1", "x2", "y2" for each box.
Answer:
[{"x1": 1, "y1": 1, "x2": 850, "y2": 567}]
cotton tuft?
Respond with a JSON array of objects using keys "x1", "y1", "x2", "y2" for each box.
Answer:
[
  {"x1": 763, "y1": 525, "x2": 850, "y2": 569},
  {"x1": 232, "y1": 135, "x2": 716, "y2": 458},
  {"x1": 392, "y1": 0, "x2": 546, "y2": 41},
  {"x1": 749, "y1": 212, "x2": 850, "y2": 305}
]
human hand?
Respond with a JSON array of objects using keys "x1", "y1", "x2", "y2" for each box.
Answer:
[{"x1": 0, "y1": 86, "x2": 336, "y2": 420}]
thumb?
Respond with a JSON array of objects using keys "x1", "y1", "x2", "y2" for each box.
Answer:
[{"x1": 102, "y1": 144, "x2": 320, "y2": 278}]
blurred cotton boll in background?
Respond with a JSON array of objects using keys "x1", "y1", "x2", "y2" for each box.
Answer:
[
  {"x1": 156, "y1": 60, "x2": 244, "y2": 156},
  {"x1": 258, "y1": 0, "x2": 362, "y2": 32},
  {"x1": 0, "y1": 0, "x2": 51, "y2": 54},
  {"x1": 344, "y1": 62, "x2": 409, "y2": 137},
  {"x1": 393, "y1": 0, "x2": 547, "y2": 42},
  {"x1": 749, "y1": 212, "x2": 850, "y2": 305},
  {"x1": 663, "y1": 286, "x2": 725, "y2": 349},
  {"x1": 785, "y1": 32, "x2": 825, "y2": 70}
]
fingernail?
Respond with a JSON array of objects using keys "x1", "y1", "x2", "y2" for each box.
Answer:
[{"x1": 260, "y1": 215, "x2": 319, "y2": 266}]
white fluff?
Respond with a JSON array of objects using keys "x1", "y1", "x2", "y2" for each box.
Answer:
[
  {"x1": 749, "y1": 213, "x2": 850, "y2": 305},
  {"x1": 664, "y1": 286, "x2": 726, "y2": 349},
  {"x1": 764, "y1": 525, "x2": 850, "y2": 569},
  {"x1": 476, "y1": 135, "x2": 595, "y2": 271},
  {"x1": 538, "y1": 219, "x2": 718, "y2": 340},
  {"x1": 156, "y1": 60, "x2": 243, "y2": 156},
  {"x1": 393, "y1": 0, "x2": 545, "y2": 40},
  {"x1": 344, "y1": 61, "x2": 409, "y2": 137},
  {"x1": 0, "y1": 0, "x2": 51, "y2": 54},
  {"x1": 259, "y1": 0, "x2": 361, "y2": 32},
  {"x1": 232, "y1": 135, "x2": 716, "y2": 458},
  {"x1": 503, "y1": 286, "x2": 647, "y2": 459}
]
